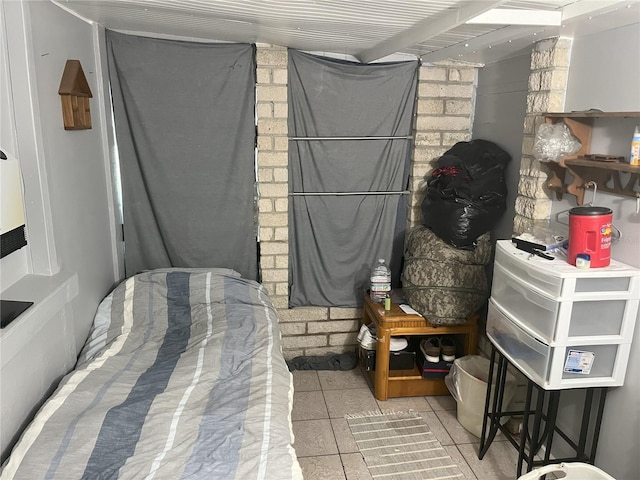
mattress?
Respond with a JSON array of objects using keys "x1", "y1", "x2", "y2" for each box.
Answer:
[{"x1": 1, "y1": 268, "x2": 302, "y2": 480}]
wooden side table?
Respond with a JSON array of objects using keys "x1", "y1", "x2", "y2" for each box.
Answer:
[{"x1": 362, "y1": 293, "x2": 478, "y2": 401}]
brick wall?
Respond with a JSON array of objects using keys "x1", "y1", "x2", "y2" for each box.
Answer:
[
  {"x1": 513, "y1": 37, "x2": 572, "y2": 235},
  {"x1": 256, "y1": 45, "x2": 289, "y2": 310},
  {"x1": 409, "y1": 64, "x2": 477, "y2": 229},
  {"x1": 256, "y1": 44, "x2": 479, "y2": 359}
]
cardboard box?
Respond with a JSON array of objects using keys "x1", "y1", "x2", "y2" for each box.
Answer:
[{"x1": 359, "y1": 347, "x2": 416, "y2": 371}]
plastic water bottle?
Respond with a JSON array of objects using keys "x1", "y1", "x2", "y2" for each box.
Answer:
[{"x1": 370, "y1": 259, "x2": 391, "y2": 303}]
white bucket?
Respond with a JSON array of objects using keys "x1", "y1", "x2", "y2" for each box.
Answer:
[
  {"x1": 444, "y1": 355, "x2": 516, "y2": 438},
  {"x1": 517, "y1": 462, "x2": 616, "y2": 480}
]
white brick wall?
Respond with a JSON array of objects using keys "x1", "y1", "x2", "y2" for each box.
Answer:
[
  {"x1": 255, "y1": 47, "x2": 478, "y2": 359},
  {"x1": 256, "y1": 45, "x2": 289, "y2": 311},
  {"x1": 408, "y1": 64, "x2": 477, "y2": 230},
  {"x1": 514, "y1": 37, "x2": 572, "y2": 235}
]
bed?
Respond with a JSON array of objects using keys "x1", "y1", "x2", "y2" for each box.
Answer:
[{"x1": 1, "y1": 268, "x2": 303, "y2": 480}]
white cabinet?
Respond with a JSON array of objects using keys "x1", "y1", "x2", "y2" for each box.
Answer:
[
  {"x1": 487, "y1": 241, "x2": 640, "y2": 389},
  {"x1": 494, "y1": 242, "x2": 639, "y2": 299}
]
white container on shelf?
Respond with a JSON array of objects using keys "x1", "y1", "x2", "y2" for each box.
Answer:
[
  {"x1": 491, "y1": 264, "x2": 635, "y2": 345},
  {"x1": 486, "y1": 300, "x2": 632, "y2": 389},
  {"x1": 488, "y1": 241, "x2": 639, "y2": 389}
]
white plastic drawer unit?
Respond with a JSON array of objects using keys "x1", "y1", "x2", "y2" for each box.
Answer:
[
  {"x1": 487, "y1": 300, "x2": 631, "y2": 389},
  {"x1": 492, "y1": 240, "x2": 640, "y2": 345},
  {"x1": 494, "y1": 240, "x2": 640, "y2": 299},
  {"x1": 491, "y1": 264, "x2": 636, "y2": 345}
]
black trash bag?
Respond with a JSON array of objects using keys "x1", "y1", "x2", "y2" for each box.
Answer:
[
  {"x1": 444, "y1": 139, "x2": 511, "y2": 173},
  {"x1": 422, "y1": 140, "x2": 511, "y2": 249}
]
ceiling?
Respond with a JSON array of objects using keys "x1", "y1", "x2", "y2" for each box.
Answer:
[{"x1": 52, "y1": 0, "x2": 640, "y2": 65}]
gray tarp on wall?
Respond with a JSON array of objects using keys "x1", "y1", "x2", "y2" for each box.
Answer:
[
  {"x1": 288, "y1": 50, "x2": 418, "y2": 307},
  {"x1": 106, "y1": 31, "x2": 257, "y2": 279}
]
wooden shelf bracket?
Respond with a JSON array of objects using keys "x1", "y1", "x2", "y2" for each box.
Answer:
[{"x1": 540, "y1": 112, "x2": 640, "y2": 205}]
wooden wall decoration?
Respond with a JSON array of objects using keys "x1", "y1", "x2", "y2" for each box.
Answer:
[{"x1": 58, "y1": 60, "x2": 93, "y2": 130}]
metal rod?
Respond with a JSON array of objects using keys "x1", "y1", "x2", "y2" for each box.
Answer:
[
  {"x1": 288, "y1": 136, "x2": 413, "y2": 141},
  {"x1": 479, "y1": 346, "x2": 498, "y2": 459},
  {"x1": 487, "y1": 355, "x2": 508, "y2": 449},
  {"x1": 578, "y1": 389, "x2": 594, "y2": 458},
  {"x1": 518, "y1": 379, "x2": 535, "y2": 477},
  {"x1": 543, "y1": 391, "x2": 560, "y2": 462},
  {"x1": 289, "y1": 191, "x2": 410, "y2": 196},
  {"x1": 552, "y1": 420, "x2": 580, "y2": 451},
  {"x1": 589, "y1": 388, "x2": 608, "y2": 462},
  {"x1": 527, "y1": 386, "x2": 546, "y2": 473}
]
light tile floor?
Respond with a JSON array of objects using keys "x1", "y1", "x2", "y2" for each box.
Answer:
[{"x1": 292, "y1": 368, "x2": 526, "y2": 480}]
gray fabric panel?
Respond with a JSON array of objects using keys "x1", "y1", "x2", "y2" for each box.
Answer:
[
  {"x1": 289, "y1": 140, "x2": 410, "y2": 192},
  {"x1": 287, "y1": 50, "x2": 418, "y2": 307},
  {"x1": 106, "y1": 31, "x2": 257, "y2": 280},
  {"x1": 289, "y1": 195, "x2": 402, "y2": 307},
  {"x1": 288, "y1": 50, "x2": 417, "y2": 137}
]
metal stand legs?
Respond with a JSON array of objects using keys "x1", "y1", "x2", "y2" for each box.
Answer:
[{"x1": 479, "y1": 346, "x2": 608, "y2": 478}]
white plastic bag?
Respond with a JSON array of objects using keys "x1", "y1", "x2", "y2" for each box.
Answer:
[
  {"x1": 444, "y1": 355, "x2": 503, "y2": 405},
  {"x1": 533, "y1": 122, "x2": 581, "y2": 162},
  {"x1": 444, "y1": 355, "x2": 517, "y2": 437}
]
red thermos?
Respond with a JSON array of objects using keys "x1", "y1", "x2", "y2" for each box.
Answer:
[{"x1": 567, "y1": 206, "x2": 613, "y2": 268}]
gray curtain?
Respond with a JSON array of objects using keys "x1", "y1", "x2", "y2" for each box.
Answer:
[
  {"x1": 288, "y1": 50, "x2": 418, "y2": 307},
  {"x1": 106, "y1": 31, "x2": 257, "y2": 280}
]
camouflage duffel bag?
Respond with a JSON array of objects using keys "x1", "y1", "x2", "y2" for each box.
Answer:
[{"x1": 402, "y1": 226, "x2": 491, "y2": 325}]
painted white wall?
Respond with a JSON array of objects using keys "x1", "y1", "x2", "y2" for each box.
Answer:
[
  {"x1": 565, "y1": 23, "x2": 640, "y2": 112},
  {"x1": 472, "y1": 50, "x2": 531, "y2": 242},
  {"x1": 551, "y1": 22, "x2": 640, "y2": 480},
  {"x1": 24, "y1": 0, "x2": 119, "y2": 348},
  {"x1": 0, "y1": 17, "x2": 16, "y2": 159},
  {"x1": 474, "y1": 23, "x2": 640, "y2": 479},
  {"x1": 0, "y1": 0, "x2": 118, "y2": 460},
  {"x1": 0, "y1": 0, "x2": 637, "y2": 472}
]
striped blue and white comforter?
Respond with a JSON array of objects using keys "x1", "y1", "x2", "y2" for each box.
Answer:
[{"x1": 2, "y1": 269, "x2": 302, "y2": 480}]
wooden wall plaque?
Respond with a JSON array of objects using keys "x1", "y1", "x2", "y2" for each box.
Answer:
[{"x1": 58, "y1": 60, "x2": 93, "y2": 130}]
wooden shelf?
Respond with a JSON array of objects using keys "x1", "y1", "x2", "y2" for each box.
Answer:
[
  {"x1": 540, "y1": 111, "x2": 640, "y2": 205},
  {"x1": 363, "y1": 369, "x2": 449, "y2": 396},
  {"x1": 388, "y1": 366, "x2": 422, "y2": 378},
  {"x1": 544, "y1": 111, "x2": 639, "y2": 118},
  {"x1": 564, "y1": 158, "x2": 640, "y2": 205},
  {"x1": 361, "y1": 294, "x2": 477, "y2": 401}
]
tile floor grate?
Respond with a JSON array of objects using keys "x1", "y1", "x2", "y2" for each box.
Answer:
[{"x1": 347, "y1": 411, "x2": 465, "y2": 479}]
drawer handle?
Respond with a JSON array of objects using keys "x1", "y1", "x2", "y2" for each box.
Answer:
[
  {"x1": 508, "y1": 282, "x2": 554, "y2": 311},
  {"x1": 500, "y1": 252, "x2": 558, "y2": 286},
  {"x1": 524, "y1": 265, "x2": 558, "y2": 285}
]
